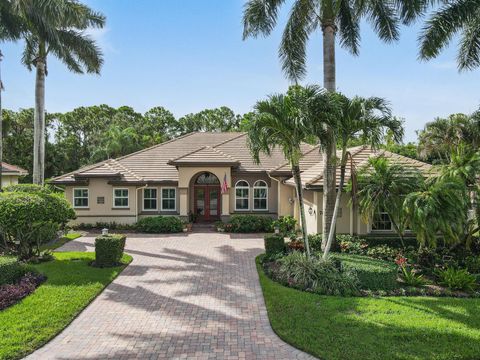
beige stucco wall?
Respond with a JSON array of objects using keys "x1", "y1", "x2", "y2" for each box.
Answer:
[
  {"x1": 1, "y1": 175, "x2": 19, "y2": 188},
  {"x1": 277, "y1": 181, "x2": 294, "y2": 217},
  {"x1": 65, "y1": 178, "x2": 139, "y2": 225},
  {"x1": 229, "y1": 173, "x2": 278, "y2": 215}
]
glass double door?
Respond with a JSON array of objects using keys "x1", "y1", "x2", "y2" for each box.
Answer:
[{"x1": 194, "y1": 186, "x2": 220, "y2": 222}]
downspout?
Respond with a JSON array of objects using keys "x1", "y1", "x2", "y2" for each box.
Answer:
[{"x1": 136, "y1": 184, "x2": 148, "y2": 223}]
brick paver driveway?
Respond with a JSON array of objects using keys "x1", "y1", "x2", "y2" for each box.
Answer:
[{"x1": 27, "y1": 232, "x2": 315, "y2": 360}]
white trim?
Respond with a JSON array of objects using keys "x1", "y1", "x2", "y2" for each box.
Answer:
[
  {"x1": 142, "y1": 187, "x2": 158, "y2": 211},
  {"x1": 113, "y1": 188, "x2": 129, "y2": 208},
  {"x1": 253, "y1": 180, "x2": 268, "y2": 211},
  {"x1": 72, "y1": 187, "x2": 89, "y2": 208},
  {"x1": 161, "y1": 187, "x2": 177, "y2": 211},
  {"x1": 235, "y1": 180, "x2": 250, "y2": 211}
]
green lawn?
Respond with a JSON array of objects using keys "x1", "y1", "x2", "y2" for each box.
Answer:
[
  {"x1": 0, "y1": 252, "x2": 132, "y2": 360},
  {"x1": 256, "y1": 256, "x2": 480, "y2": 360},
  {"x1": 40, "y1": 232, "x2": 82, "y2": 251}
]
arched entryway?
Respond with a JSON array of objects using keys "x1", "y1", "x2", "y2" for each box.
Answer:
[{"x1": 193, "y1": 172, "x2": 221, "y2": 222}]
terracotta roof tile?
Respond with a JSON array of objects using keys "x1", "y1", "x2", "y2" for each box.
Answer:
[{"x1": 1, "y1": 162, "x2": 28, "y2": 175}]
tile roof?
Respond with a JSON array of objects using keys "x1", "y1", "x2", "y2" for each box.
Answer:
[
  {"x1": 1, "y1": 162, "x2": 28, "y2": 176},
  {"x1": 51, "y1": 132, "x2": 316, "y2": 184},
  {"x1": 285, "y1": 146, "x2": 433, "y2": 188}
]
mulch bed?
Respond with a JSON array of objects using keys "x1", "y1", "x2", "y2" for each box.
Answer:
[{"x1": 0, "y1": 273, "x2": 47, "y2": 311}]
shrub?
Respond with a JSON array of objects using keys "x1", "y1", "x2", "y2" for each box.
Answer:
[
  {"x1": 136, "y1": 216, "x2": 183, "y2": 233},
  {"x1": 0, "y1": 272, "x2": 45, "y2": 310},
  {"x1": 95, "y1": 234, "x2": 126, "y2": 267},
  {"x1": 0, "y1": 257, "x2": 27, "y2": 285},
  {"x1": 366, "y1": 245, "x2": 399, "y2": 262},
  {"x1": 264, "y1": 234, "x2": 285, "y2": 256},
  {"x1": 338, "y1": 235, "x2": 368, "y2": 255},
  {"x1": 0, "y1": 191, "x2": 75, "y2": 259},
  {"x1": 362, "y1": 236, "x2": 417, "y2": 249},
  {"x1": 227, "y1": 215, "x2": 273, "y2": 233},
  {"x1": 287, "y1": 240, "x2": 305, "y2": 252},
  {"x1": 436, "y1": 267, "x2": 477, "y2": 292},
  {"x1": 272, "y1": 216, "x2": 297, "y2": 237},
  {"x1": 465, "y1": 256, "x2": 480, "y2": 274},
  {"x1": 332, "y1": 253, "x2": 398, "y2": 291},
  {"x1": 308, "y1": 233, "x2": 323, "y2": 251},
  {"x1": 273, "y1": 252, "x2": 358, "y2": 296}
]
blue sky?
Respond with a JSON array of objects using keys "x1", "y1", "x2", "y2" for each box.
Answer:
[{"x1": 2, "y1": 0, "x2": 479, "y2": 142}]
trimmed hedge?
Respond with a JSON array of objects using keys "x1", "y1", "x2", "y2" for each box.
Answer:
[
  {"x1": 0, "y1": 257, "x2": 26, "y2": 285},
  {"x1": 135, "y1": 216, "x2": 183, "y2": 233},
  {"x1": 95, "y1": 234, "x2": 126, "y2": 267},
  {"x1": 332, "y1": 253, "x2": 398, "y2": 291},
  {"x1": 264, "y1": 234, "x2": 285, "y2": 256},
  {"x1": 227, "y1": 215, "x2": 274, "y2": 233},
  {"x1": 362, "y1": 236, "x2": 417, "y2": 249}
]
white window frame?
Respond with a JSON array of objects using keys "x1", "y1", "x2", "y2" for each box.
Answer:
[
  {"x1": 161, "y1": 187, "x2": 177, "y2": 211},
  {"x1": 371, "y1": 211, "x2": 394, "y2": 232},
  {"x1": 113, "y1": 188, "x2": 129, "y2": 208},
  {"x1": 73, "y1": 187, "x2": 89, "y2": 209},
  {"x1": 142, "y1": 187, "x2": 158, "y2": 211},
  {"x1": 253, "y1": 180, "x2": 268, "y2": 211},
  {"x1": 235, "y1": 180, "x2": 250, "y2": 211}
]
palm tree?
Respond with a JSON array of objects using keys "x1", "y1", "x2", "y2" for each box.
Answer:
[
  {"x1": 315, "y1": 95, "x2": 404, "y2": 257},
  {"x1": 356, "y1": 157, "x2": 424, "y2": 248},
  {"x1": 0, "y1": 1, "x2": 25, "y2": 190},
  {"x1": 419, "y1": 0, "x2": 480, "y2": 70},
  {"x1": 242, "y1": 0, "x2": 427, "y2": 244},
  {"x1": 246, "y1": 85, "x2": 326, "y2": 257},
  {"x1": 12, "y1": 0, "x2": 105, "y2": 185}
]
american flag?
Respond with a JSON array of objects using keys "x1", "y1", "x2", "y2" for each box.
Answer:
[{"x1": 221, "y1": 173, "x2": 228, "y2": 194}]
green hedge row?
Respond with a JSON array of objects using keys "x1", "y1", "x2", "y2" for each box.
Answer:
[
  {"x1": 95, "y1": 234, "x2": 126, "y2": 267},
  {"x1": 332, "y1": 253, "x2": 398, "y2": 291},
  {"x1": 226, "y1": 215, "x2": 274, "y2": 233},
  {"x1": 264, "y1": 234, "x2": 285, "y2": 256},
  {"x1": 135, "y1": 216, "x2": 183, "y2": 233},
  {"x1": 0, "y1": 256, "x2": 27, "y2": 285},
  {"x1": 361, "y1": 236, "x2": 417, "y2": 249}
]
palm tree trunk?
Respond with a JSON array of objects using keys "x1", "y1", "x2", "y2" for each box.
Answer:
[
  {"x1": 323, "y1": 148, "x2": 347, "y2": 258},
  {"x1": 33, "y1": 54, "x2": 46, "y2": 185},
  {"x1": 321, "y1": 23, "x2": 337, "y2": 249},
  {"x1": 292, "y1": 164, "x2": 311, "y2": 257}
]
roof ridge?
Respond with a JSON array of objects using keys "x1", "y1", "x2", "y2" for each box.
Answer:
[
  {"x1": 211, "y1": 132, "x2": 247, "y2": 149},
  {"x1": 271, "y1": 144, "x2": 320, "y2": 172},
  {"x1": 169, "y1": 145, "x2": 208, "y2": 162},
  {"x1": 209, "y1": 146, "x2": 239, "y2": 162},
  {"x1": 109, "y1": 159, "x2": 143, "y2": 181}
]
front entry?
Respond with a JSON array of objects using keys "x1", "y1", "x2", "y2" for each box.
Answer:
[{"x1": 193, "y1": 172, "x2": 221, "y2": 222}]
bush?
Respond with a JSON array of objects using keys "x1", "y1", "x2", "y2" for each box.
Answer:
[
  {"x1": 95, "y1": 234, "x2": 126, "y2": 267},
  {"x1": 332, "y1": 253, "x2": 398, "y2": 291},
  {"x1": 362, "y1": 236, "x2": 417, "y2": 249},
  {"x1": 308, "y1": 233, "x2": 323, "y2": 251},
  {"x1": 0, "y1": 257, "x2": 27, "y2": 285},
  {"x1": 436, "y1": 267, "x2": 477, "y2": 292},
  {"x1": 272, "y1": 216, "x2": 297, "y2": 237},
  {"x1": 465, "y1": 256, "x2": 480, "y2": 274},
  {"x1": 0, "y1": 190, "x2": 75, "y2": 259},
  {"x1": 264, "y1": 234, "x2": 285, "y2": 256},
  {"x1": 227, "y1": 215, "x2": 273, "y2": 233},
  {"x1": 338, "y1": 235, "x2": 368, "y2": 255},
  {"x1": 366, "y1": 245, "x2": 399, "y2": 262},
  {"x1": 136, "y1": 216, "x2": 183, "y2": 233},
  {"x1": 272, "y1": 252, "x2": 358, "y2": 296}
]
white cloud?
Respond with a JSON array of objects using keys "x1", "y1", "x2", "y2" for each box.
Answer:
[
  {"x1": 84, "y1": 27, "x2": 116, "y2": 54},
  {"x1": 430, "y1": 61, "x2": 457, "y2": 70}
]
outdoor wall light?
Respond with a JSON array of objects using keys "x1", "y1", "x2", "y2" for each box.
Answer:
[
  {"x1": 288, "y1": 197, "x2": 294, "y2": 205},
  {"x1": 308, "y1": 207, "x2": 315, "y2": 216}
]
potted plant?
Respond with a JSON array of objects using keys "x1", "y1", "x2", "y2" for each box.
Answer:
[{"x1": 183, "y1": 221, "x2": 192, "y2": 232}]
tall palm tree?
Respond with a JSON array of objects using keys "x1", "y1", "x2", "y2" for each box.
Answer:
[
  {"x1": 242, "y1": 0, "x2": 427, "y2": 243},
  {"x1": 12, "y1": 0, "x2": 105, "y2": 185},
  {"x1": 314, "y1": 95, "x2": 404, "y2": 257},
  {"x1": 0, "y1": 1, "x2": 25, "y2": 190},
  {"x1": 419, "y1": 0, "x2": 480, "y2": 70},
  {"x1": 246, "y1": 85, "x2": 327, "y2": 257}
]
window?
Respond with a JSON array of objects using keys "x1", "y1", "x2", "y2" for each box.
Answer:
[
  {"x1": 113, "y1": 188, "x2": 129, "y2": 208},
  {"x1": 73, "y1": 188, "x2": 88, "y2": 208},
  {"x1": 253, "y1": 180, "x2": 268, "y2": 210},
  {"x1": 143, "y1": 188, "x2": 157, "y2": 210},
  {"x1": 235, "y1": 180, "x2": 249, "y2": 210},
  {"x1": 372, "y1": 211, "x2": 393, "y2": 231},
  {"x1": 161, "y1": 188, "x2": 176, "y2": 211}
]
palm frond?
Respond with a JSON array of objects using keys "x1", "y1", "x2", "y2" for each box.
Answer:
[
  {"x1": 242, "y1": 0, "x2": 286, "y2": 39},
  {"x1": 337, "y1": 0, "x2": 360, "y2": 55}
]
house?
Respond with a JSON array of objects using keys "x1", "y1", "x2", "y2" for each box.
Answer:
[
  {"x1": 1, "y1": 162, "x2": 28, "y2": 188},
  {"x1": 50, "y1": 132, "x2": 432, "y2": 235}
]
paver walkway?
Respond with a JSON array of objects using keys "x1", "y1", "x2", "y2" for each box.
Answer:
[{"x1": 27, "y1": 232, "x2": 315, "y2": 360}]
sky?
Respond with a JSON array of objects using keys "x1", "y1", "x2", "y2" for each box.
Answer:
[{"x1": 2, "y1": 0, "x2": 479, "y2": 142}]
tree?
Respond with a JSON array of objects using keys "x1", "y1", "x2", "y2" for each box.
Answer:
[
  {"x1": 246, "y1": 85, "x2": 324, "y2": 257},
  {"x1": 242, "y1": 0, "x2": 426, "y2": 245},
  {"x1": 13, "y1": 0, "x2": 105, "y2": 185},
  {"x1": 355, "y1": 157, "x2": 424, "y2": 248},
  {"x1": 144, "y1": 106, "x2": 178, "y2": 140},
  {"x1": 419, "y1": 0, "x2": 480, "y2": 70},
  {"x1": 317, "y1": 95, "x2": 403, "y2": 257},
  {"x1": 177, "y1": 107, "x2": 243, "y2": 134}
]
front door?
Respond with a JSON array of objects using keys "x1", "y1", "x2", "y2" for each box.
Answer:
[{"x1": 195, "y1": 186, "x2": 220, "y2": 222}]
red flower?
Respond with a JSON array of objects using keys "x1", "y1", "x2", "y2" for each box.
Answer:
[{"x1": 395, "y1": 255, "x2": 407, "y2": 267}]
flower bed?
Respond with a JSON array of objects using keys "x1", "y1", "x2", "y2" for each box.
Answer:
[{"x1": 0, "y1": 273, "x2": 46, "y2": 311}]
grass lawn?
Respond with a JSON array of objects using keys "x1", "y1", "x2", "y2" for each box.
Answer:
[
  {"x1": 40, "y1": 232, "x2": 83, "y2": 251},
  {"x1": 256, "y1": 256, "x2": 480, "y2": 360},
  {"x1": 0, "y1": 252, "x2": 132, "y2": 360}
]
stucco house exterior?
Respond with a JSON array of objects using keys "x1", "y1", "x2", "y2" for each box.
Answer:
[
  {"x1": 1, "y1": 162, "x2": 28, "y2": 188},
  {"x1": 50, "y1": 131, "x2": 432, "y2": 235}
]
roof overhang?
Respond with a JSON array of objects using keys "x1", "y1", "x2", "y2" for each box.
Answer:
[{"x1": 167, "y1": 160, "x2": 240, "y2": 167}]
